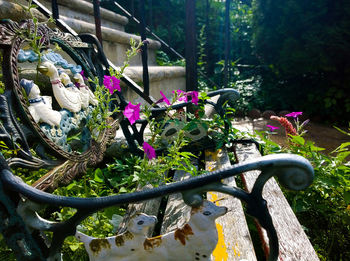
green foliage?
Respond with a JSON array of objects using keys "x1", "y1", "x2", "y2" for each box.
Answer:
[
  {"x1": 16, "y1": 0, "x2": 54, "y2": 63},
  {"x1": 156, "y1": 51, "x2": 185, "y2": 67},
  {"x1": 257, "y1": 123, "x2": 350, "y2": 260},
  {"x1": 50, "y1": 157, "x2": 138, "y2": 259},
  {"x1": 252, "y1": 0, "x2": 350, "y2": 123}
]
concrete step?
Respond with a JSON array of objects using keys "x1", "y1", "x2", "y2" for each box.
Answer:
[
  {"x1": 39, "y1": 0, "x2": 161, "y2": 66},
  {"x1": 42, "y1": 0, "x2": 129, "y2": 31},
  {"x1": 122, "y1": 66, "x2": 186, "y2": 104}
]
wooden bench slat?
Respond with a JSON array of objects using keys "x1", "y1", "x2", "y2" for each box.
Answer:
[
  {"x1": 205, "y1": 148, "x2": 257, "y2": 261},
  {"x1": 160, "y1": 170, "x2": 192, "y2": 234},
  {"x1": 234, "y1": 121, "x2": 319, "y2": 260},
  {"x1": 117, "y1": 183, "x2": 162, "y2": 237}
]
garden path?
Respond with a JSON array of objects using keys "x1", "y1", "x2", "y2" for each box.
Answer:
[{"x1": 235, "y1": 118, "x2": 349, "y2": 155}]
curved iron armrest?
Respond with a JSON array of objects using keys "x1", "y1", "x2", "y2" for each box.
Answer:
[
  {"x1": 0, "y1": 153, "x2": 314, "y2": 261},
  {"x1": 120, "y1": 88, "x2": 240, "y2": 155}
]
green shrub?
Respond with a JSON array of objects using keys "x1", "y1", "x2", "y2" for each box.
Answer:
[{"x1": 258, "y1": 119, "x2": 350, "y2": 260}]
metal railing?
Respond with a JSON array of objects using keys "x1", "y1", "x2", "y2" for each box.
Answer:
[
  {"x1": 111, "y1": 1, "x2": 220, "y2": 90},
  {"x1": 32, "y1": 0, "x2": 157, "y2": 105}
]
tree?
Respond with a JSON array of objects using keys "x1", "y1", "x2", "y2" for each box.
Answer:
[{"x1": 252, "y1": 0, "x2": 350, "y2": 123}]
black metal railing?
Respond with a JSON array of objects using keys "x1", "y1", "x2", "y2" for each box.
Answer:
[
  {"x1": 33, "y1": 0, "x2": 157, "y2": 105},
  {"x1": 111, "y1": 0, "x2": 219, "y2": 90}
]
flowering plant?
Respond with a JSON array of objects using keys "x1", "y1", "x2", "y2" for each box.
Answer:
[
  {"x1": 270, "y1": 112, "x2": 309, "y2": 138},
  {"x1": 87, "y1": 39, "x2": 143, "y2": 139}
]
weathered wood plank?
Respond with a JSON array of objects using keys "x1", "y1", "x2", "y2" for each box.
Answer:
[
  {"x1": 234, "y1": 121, "x2": 319, "y2": 261},
  {"x1": 160, "y1": 170, "x2": 192, "y2": 234},
  {"x1": 117, "y1": 183, "x2": 162, "y2": 237},
  {"x1": 205, "y1": 148, "x2": 257, "y2": 261}
]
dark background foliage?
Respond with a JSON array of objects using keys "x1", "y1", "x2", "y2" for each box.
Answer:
[{"x1": 252, "y1": 0, "x2": 350, "y2": 124}]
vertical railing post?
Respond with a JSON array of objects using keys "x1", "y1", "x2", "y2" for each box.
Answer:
[
  {"x1": 51, "y1": 0, "x2": 59, "y2": 21},
  {"x1": 93, "y1": 0, "x2": 103, "y2": 46},
  {"x1": 131, "y1": 0, "x2": 135, "y2": 17},
  {"x1": 139, "y1": 0, "x2": 150, "y2": 96},
  {"x1": 224, "y1": 0, "x2": 231, "y2": 88},
  {"x1": 185, "y1": 0, "x2": 198, "y2": 91}
]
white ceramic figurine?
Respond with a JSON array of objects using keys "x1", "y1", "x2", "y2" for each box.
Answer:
[
  {"x1": 58, "y1": 69, "x2": 89, "y2": 109},
  {"x1": 20, "y1": 79, "x2": 62, "y2": 136},
  {"x1": 38, "y1": 61, "x2": 82, "y2": 114},
  {"x1": 73, "y1": 73, "x2": 98, "y2": 106},
  {"x1": 138, "y1": 200, "x2": 227, "y2": 261},
  {"x1": 75, "y1": 213, "x2": 158, "y2": 261},
  {"x1": 76, "y1": 200, "x2": 227, "y2": 261}
]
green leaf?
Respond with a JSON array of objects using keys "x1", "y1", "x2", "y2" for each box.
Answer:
[
  {"x1": 339, "y1": 142, "x2": 350, "y2": 150},
  {"x1": 291, "y1": 135, "x2": 305, "y2": 145},
  {"x1": 183, "y1": 121, "x2": 198, "y2": 131},
  {"x1": 69, "y1": 242, "x2": 81, "y2": 251},
  {"x1": 104, "y1": 206, "x2": 122, "y2": 219},
  {"x1": 309, "y1": 143, "x2": 325, "y2": 152},
  {"x1": 94, "y1": 168, "x2": 104, "y2": 183},
  {"x1": 333, "y1": 126, "x2": 350, "y2": 136},
  {"x1": 132, "y1": 175, "x2": 139, "y2": 182},
  {"x1": 344, "y1": 191, "x2": 350, "y2": 205},
  {"x1": 110, "y1": 214, "x2": 123, "y2": 233},
  {"x1": 66, "y1": 183, "x2": 76, "y2": 191},
  {"x1": 119, "y1": 187, "x2": 127, "y2": 193}
]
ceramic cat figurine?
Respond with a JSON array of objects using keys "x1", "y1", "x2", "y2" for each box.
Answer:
[
  {"x1": 77, "y1": 200, "x2": 227, "y2": 261},
  {"x1": 75, "y1": 213, "x2": 157, "y2": 261}
]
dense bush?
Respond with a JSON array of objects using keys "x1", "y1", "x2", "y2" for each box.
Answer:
[{"x1": 252, "y1": 0, "x2": 350, "y2": 124}]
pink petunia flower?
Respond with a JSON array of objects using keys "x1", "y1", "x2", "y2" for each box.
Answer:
[
  {"x1": 188, "y1": 91, "x2": 199, "y2": 105},
  {"x1": 156, "y1": 91, "x2": 171, "y2": 105},
  {"x1": 80, "y1": 70, "x2": 88, "y2": 81},
  {"x1": 266, "y1": 125, "x2": 280, "y2": 132},
  {"x1": 143, "y1": 142, "x2": 156, "y2": 160},
  {"x1": 285, "y1": 112, "x2": 302, "y2": 119},
  {"x1": 172, "y1": 90, "x2": 188, "y2": 102},
  {"x1": 123, "y1": 102, "x2": 140, "y2": 125},
  {"x1": 103, "y1": 75, "x2": 121, "y2": 94}
]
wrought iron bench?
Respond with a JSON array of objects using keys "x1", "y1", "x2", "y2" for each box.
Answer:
[{"x1": 0, "y1": 19, "x2": 316, "y2": 261}]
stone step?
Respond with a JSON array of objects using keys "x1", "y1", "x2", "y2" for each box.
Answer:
[
  {"x1": 60, "y1": 17, "x2": 160, "y2": 66},
  {"x1": 122, "y1": 66, "x2": 186, "y2": 104},
  {"x1": 39, "y1": 0, "x2": 161, "y2": 66},
  {"x1": 41, "y1": 0, "x2": 129, "y2": 31}
]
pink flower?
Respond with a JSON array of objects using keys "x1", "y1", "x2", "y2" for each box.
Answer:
[
  {"x1": 285, "y1": 112, "x2": 302, "y2": 119},
  {"x1": 143, "y1": 142, "x2": 156, "y2": 160},
  {"x1": 266, "y1": 125, "x2": 279, "y2": 132},
  {"x1": 39, "y1": 36, "x2": 45, "y2": 45},
  {"x1": 80, "y1": 70, "x2": 88, "y2": 81},
  {"x1": 188, "y1": 91, "x2": 199, "y2": 105},
  {"x1": 103, "y1": 75, "x2": 121, "y2": 94},
  {"x1": 172, "y1": 90, "x2": 188, "y2": 102},
  {"x1": 157, "y1": 91, "x2": 171, "y2": 105},
  {"x1": 123, "y1": 102, "x2": 140, "y2": 125}
]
